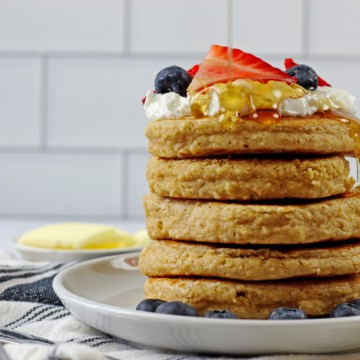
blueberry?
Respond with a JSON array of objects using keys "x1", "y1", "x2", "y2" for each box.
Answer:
[
  {"x1": 204, "y1": 310, "x2": 237, "y2": 319},
  {"x1": 286, "y1": 64, "x2": 318, "y2": 90},
  {"x1": 154, "y1": 66, "x2": 192, "y2": 97},
  {"x1": 268, "y1": 307, "x2": 308, "y2": 320},
  {"x1": 155, "y1": 301, "x2": 199, "y2": 317},
  {"x1": 330, "y1": 302, "x2": 360, "y2": 318},
  {"x1": 351, "y1": 298, "x2": 360, "y2": 307},
  {"x1": 136, "y1": 299, "x2": 166, "y2": 312}
]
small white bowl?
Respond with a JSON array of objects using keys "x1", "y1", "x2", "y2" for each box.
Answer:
[{"x1": 10, "y1": 238, "x2": 142, "y2": 262}]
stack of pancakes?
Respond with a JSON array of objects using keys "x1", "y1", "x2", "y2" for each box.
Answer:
[{"x1": 139, "y1": 114, "x2": 360, "y2": 319}]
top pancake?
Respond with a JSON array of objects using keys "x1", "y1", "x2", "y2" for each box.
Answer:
[{"x1": 146, "y1": 115, "x2": 355, "y2": 158}]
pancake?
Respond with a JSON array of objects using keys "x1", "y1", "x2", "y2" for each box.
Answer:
[
  {"x1": 147, "y1": 156, "x2": 354, "y2": 201},
  {"x1": 139, "y1": 239, "x2": 360, "y2": 281},
  {"x1": 144, "y1": 275, "x2": 360, "y2": 319},
  {"x1": 144, "y1": 192, "x2": 360, "y2": 245},
  {"x1": 146, "y1": 115, "x2": 355, "y2": 158}
]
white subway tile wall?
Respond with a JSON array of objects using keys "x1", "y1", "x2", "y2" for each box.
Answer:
[
  {"x1": 130, "y1": 0, "x2": 227, "y2": 54},
  {"x1": 0, "y1": 153, "x2": 123, "y2": 216},
  {"x1": 232, "y1": 0, "x2": 303, "y2": 55},
  {"x1": 0, "y1": 0, "x2": 125, "y2": 52},
  {"x1": 309, "y1": 0, "x2": 360, "y2": 55},
  {"x1": 0, "y1": 0, "x2": 359, "y2": 220},
  {"x1": 0, "y1": 58, "x2": 42, "y2": 146}
]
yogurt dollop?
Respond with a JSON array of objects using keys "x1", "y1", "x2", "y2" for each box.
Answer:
[
  {"x1": 144, "y1": 90, "x2": 192, "y2": 121},
  {"x1": 279, "y1": 87, "x2": 357, "y2": 116},
  {"x1": 143, "y1": 86, "x2": 357, "y2": 121}
]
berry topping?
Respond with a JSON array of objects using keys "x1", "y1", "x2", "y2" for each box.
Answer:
[
  {"x1": 285, "y1": 64, "x2": 318, "y2": 91},
  {"x1": 155, "y1": 301, "x2": 199, "y2": 317},
  {"x1": 187, "y1": 64, "x2": 200, "y2": 77},
  {"x1": 136, "y1": 299, "x2": 166, "y2": 312},
  {"x1": 268, "y1": 307, "x2": 308, "y2": 320},
  {"x1": 330, "y1": 303, "x2": 360, "y2": 318},
  {"x1": 204, "y1": 310, "x2": 237, "y2": 319},
  {"x1": 351, "y1": 298, "x2": 360, "y2": 307},
  {"x1": 155, "y1": 65, "x2": 192, "y2": 97},
  {"x1": 284, "y1": 58, "x2": 331, "y2": 87},
  {"x1": 188, "y1": 45, "x2": 295, "y2": 94}
]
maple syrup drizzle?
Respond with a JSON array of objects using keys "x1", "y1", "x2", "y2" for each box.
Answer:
[
  {"x1": 217, "y1": 108, "x2": 360, "y2": 185},
  {"x1": 323, "y1": 111, "x2": 360, "y2": 187},
  {"x1": 243, "y1": 110, "x2": 282, "y2": 124},
  {"x1": 196, "y1": 7, "x2": 360, "y2": 187},
  {"x1": 248, "y1": 109, "x2": 360, "y2": 189},
  {"x1": 246, "y1": 109, "x2": 360, "y2": 155},
  {"x1": 226, "y1": 0, "x2": 234, "y2": 79},
  {"x1": 312, "y1": 111, "x2": 360, "y2": 159}
]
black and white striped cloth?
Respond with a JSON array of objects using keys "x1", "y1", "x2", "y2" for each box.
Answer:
[
  {"x1": 0, "y1": 254, "x2": 359, "y2": 360},
  {"x1": 0, "y1": 256, "x2": 205, "y2": 359}
]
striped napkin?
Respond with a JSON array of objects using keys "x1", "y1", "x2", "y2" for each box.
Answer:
[{"x1": 0, "y1": 252, "x2": 359, "y2": 360}]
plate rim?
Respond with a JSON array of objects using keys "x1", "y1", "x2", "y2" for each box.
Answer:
[{"x1": 53, "y1": 252, "x2": 360, "y2": 328}]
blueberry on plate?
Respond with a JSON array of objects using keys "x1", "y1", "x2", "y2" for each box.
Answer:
[
  {"x1": 204, "y1": 310, "x2": 237, "y2": 319},
  {"x1": 155, "y1": 65, "x2": 192, "y2": 97},
  {"x1": 268, "y1": 307, "x2": 308, "y2": 320},
  {"x1": 286, "y1": 64, "x2": 318, "y2": 90},
  {"x1": 330, "y1": 302, "x2": 360, "y2": 318},
  {"x1": 351, "y1": 298, "x2": 360, "y2": 307},
  {"x1": 136, "y1": 299, "x2": 166, "y2": 312},
  {"x1": 155, "y1": 301, "x2": 199, "y2": 317}
]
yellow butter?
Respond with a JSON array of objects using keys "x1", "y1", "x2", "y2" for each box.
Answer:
[
  {"x1": 133, "y1": 229, "x2": 151, "y2": 246},
  {"x1": 18, "y1": 223, "x2": 136, "y2": 250}
]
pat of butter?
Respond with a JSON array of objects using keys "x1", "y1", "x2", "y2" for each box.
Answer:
[
  {"x1": 18, "y1": 223, "x2": 136, "y2": 250},
  {"x1": 133, "y1": 229, "x2": 151, "y2": 246}
]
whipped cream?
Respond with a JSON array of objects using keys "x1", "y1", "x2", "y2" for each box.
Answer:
[
  {"x1": 207, "y1": 89, "x2": 221, "y2": 117},
  {"x1": 279, "y1": 87, "x2": 357, "y2": 116},
  {"x1": 207, "y1": 86, "x2": 357, "y2": 118},
  {"x1": 144, "y1": 90, "x2": 192, "y2": 121},
  {"x1": 143, "y1": 87, "x2": 357, "y2": 121}
]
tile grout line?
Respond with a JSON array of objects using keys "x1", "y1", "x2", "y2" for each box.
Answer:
[
  {"x1": 301, "y1": 0, "x2": 310, "y2": 59},
  {"x1": 123, "y1": 0, "x2": 131, "y2": 56},
  {"x1": 1, "y1": 51, "x2": 360, "y2": 62},
  {"x1": 39, "y1": 56, "x2": 49, "y2": 149}
]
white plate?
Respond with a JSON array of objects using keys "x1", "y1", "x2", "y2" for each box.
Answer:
[
  {"x1": 53, "y1": 252, "x2": 360, "y2": 355},
  {"x1": 11, "y1": 239, "x2": 142, "y2": 262}
]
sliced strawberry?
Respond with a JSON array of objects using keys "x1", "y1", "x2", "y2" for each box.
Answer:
[
  {"x1": 188, "y1": 45, "x2": 295, "y2": 94},
  {"x1": 187, "y1": 64, "x2": 200, "y2": 77},
  {"x1": 284, "y1": 58, "x2": 331, "y2": 87},
  {"x1": 318, "y1": 77, "x2": 331, "y2": 87},
  {"x1": 284, "y1": 58, "x2": 297, "y2": 70}
]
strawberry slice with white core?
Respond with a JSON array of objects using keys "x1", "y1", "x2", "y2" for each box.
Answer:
[
  {"x1": 284, "y1": 58, "x2": 331, "y2": 87},
  {"x1": 188, "y1": 45, "x2": 296, "y2": 94}
]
